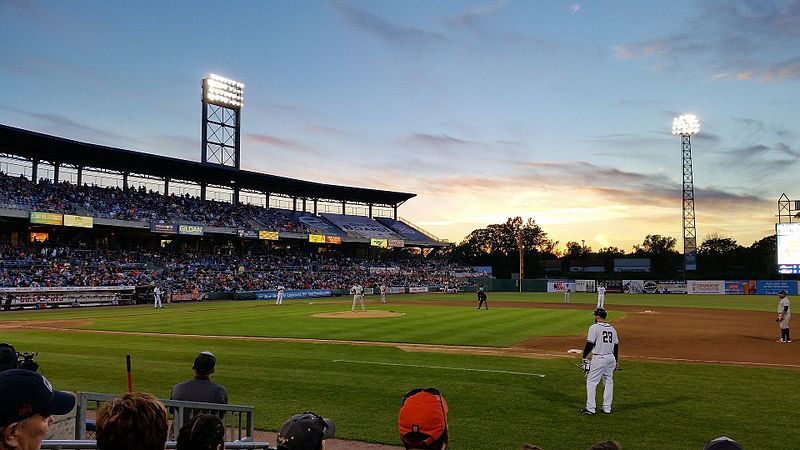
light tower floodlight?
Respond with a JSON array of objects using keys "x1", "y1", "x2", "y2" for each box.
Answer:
[
  {"x1": 202, "y1": 74, "x2": 244, "y2": 169},
  {"x1": 673, "y1": 114, "x2": 700, "y2": 273}
]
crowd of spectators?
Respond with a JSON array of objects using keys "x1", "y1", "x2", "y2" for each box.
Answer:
[
  {"x1": 0, "y1": 173, "x2": 310, "y2": 233},
  {"x1": 0, "y1": 243, "x2": 479, "y2": 293}
]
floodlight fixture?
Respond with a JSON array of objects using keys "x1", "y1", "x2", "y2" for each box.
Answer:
[
  {"x1": 201, "y1": 74, "x2": 244, "y2": 169},
  {"x1": 672, "y1": 114, "x2": 700, "y2": 136}
]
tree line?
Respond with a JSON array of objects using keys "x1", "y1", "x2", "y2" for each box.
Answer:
[{"x1": 447, "y1": 217, "x2": 779, "y2": 279}]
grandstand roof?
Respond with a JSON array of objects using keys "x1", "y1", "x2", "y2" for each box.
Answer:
[{"x1": 0, "y1": 124, "x2": 416, "y2": 207}]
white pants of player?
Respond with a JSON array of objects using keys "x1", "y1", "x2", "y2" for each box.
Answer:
[
  {"x1": 780, "y1": 313, "x2": 791, "y2": 329},
  {"x1": 381, "y1": 293, "x2": 386, "y2": 303},
  {"x1": 276, "y1": 293, "x2": 284, "y2": 305},
  {"x1": 586, "y1": 354, "x2": 616, "y2": 413},
  {"x1": 154, "y1": 295, "x2": 162, "y2": 308},
  {"x1": 352, "y1": 294, "x2": 365, "y2": 312},
  {"x1": 597, "y1": 294, "x2": 605, "y2": 308},
  {"x1": 563, "y1": 291, "x2": 570, "y2": 303}
]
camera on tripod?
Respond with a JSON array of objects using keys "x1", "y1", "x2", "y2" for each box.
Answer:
[{"x1": 0, "y1": 343, "x2": 39, "y2": 372}]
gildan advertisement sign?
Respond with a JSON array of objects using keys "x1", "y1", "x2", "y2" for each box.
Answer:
[
  {"x1": 63, "y1": 215, "x2": 93, "y2": 228},
  {"x1": 178, "y1": 224, "x2": 204, "y2": 236}
]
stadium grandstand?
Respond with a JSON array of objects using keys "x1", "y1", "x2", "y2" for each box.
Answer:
[{"x1": 0, "y1": 124, "x2": 478, "y2": 309}]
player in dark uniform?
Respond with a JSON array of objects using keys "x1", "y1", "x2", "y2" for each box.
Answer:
[{"x1": 477, "y1": 284, "x2": 488, "y2": 310}]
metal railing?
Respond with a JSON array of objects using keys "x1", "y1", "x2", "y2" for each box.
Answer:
[
  {"x1": 41, "y1": 441, "x2": 273, "y2": 450},
  {"x1": 75, "y1": 393, "x2": 255, "y2": 442}
]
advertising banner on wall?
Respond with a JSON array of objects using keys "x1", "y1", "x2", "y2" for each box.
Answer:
[
  {"x1": 370, "y1": 238, "x2": 388, "y2": 248},
  {"x1": 388, "y1": 287, "x2": 406, "y2": 294},
  {"x1": 178, "y1": 224, "x2": 204, "y2": 236},
  {"x1": 725, "y1": 280, "x2": 757, "y2": 295},
  {"x1": 150, "y1": 223, "x2": 178, "y2": 234},
  {"x1": 409, "y1": 286, "x2": 429, "y2": 293},
  {"x1": 325, "y1": 236, "x2": 342, "y2": 244},
  {"x1": 255, "y1": 289, "x2": 332, "y2": 300},
  {"x1": 547, "y1": 280, "x2": 575, "y2": 293},
  {"x1": 623, "y1": 280, "x2": 646, "y2": 294},
  {"x1": 308, "y1": 234, "x2": 326, "y2": 243},
  {"x1": 63, "y1": 215, "x2": 93, "y2": 228},
  {"x1": 575, "y1": 280, "x2": 596, "y2": 293},
  {"x1": 259, "y1": 230, "x2": 280, "y2": 240},
  {"x1": 237, "y1": 229, "x2": 259, "y2": 239},
  {"x1": 755, "y1": 280, "x2": 798, "y2": 295},
  {"x1": 601, "y1": 279, "x2": 624, "y2": 293},
  {"x1": 30, "y1": 211, "x2": 63, "y2": 225},
  {"x1": 687, "y1": 280, "x2": 725, "y2": 294},
  {"x1": 655, "y1": 281, "x2": 687, "y2": 294},
  {"x1": 387, "y1": 239, "x2": 405, "y2": 248}
]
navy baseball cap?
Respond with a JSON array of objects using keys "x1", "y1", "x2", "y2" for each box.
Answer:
[
  {"x1": 193, "y1": 351, "x2": 216, "y2": 374},
  {"x1": 704, "y1": 436, "x2": 743, "y2": 450},
  {"x1": 276, "y1": 412, "x2": 335, "y2": 450},
  {"x1": 0, "y1": 343, "x2": 17, "y2": 372},
  {"x1": 593, "y1": 307, "x2": 607, "y2": 319},
  {"x1": 0, "y1": 369, "x2": 76, "y2": 426}
]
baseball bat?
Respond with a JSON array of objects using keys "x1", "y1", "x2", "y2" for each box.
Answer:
[{"x1": 126, "y1": 354, "x2": 133, "y2": 392}]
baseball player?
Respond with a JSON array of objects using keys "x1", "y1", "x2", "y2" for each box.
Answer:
[
  {"x1": 777, "y1": 290, "x2": 791, "y2": 343},
  {"x1": 276, "y1": 285, "x2": 285, "y2": 305},
  {"x1": 351, "y1": 283, "x2": 365, "y2": 312},
  {"x1": 563, "y1": 286, "x2": 571, "y2": 303},
  {"x1": 153, "y1": 285, "x2": 163, "y2": 309},
  {"x1": 596, "y1": 283, "x2": 606, "y2": 308},
  {"x1": 380, "y1": 283, "x2": 387, "y2": 303},
  {"x1": 579, "y1": 307, "x2": 618, "y2": 415},
  {"x1": 476, "y1": 285, "x2": 488, "y2": 310}
]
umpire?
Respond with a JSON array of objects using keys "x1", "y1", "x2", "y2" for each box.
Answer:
[{"x1": 477, "y1": 284, "x2": 488, "y2": 310}]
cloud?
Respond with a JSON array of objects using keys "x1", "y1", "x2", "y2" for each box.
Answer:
[
  {"x1": 570, "y1": 4, "x2": 581, "y2": 14},
  {"x1": 399, "y1": 133, "x2": 479, "y2": 148},
  {"x1": 244, "y1": 134, "x2": 320, "y2": 155},
  {"x1": 612, "y1": 0, "x2": 800, "y2": 82},
  {"x1": 444, "y1": 0, "x2": 508, "y2": 27},
  {"x1": 330, "y1": 0, "x2": 444, "y2": 44},
  {"x1": 306, "y1": 124, "x2": 348, "y2": 136},
  {"x1": 0, "y1": 106, "x2": 138, "y2": 146}
]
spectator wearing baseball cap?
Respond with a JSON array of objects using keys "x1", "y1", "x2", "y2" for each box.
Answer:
[
  {"x1": 0, "y1": 369, "x2": 76, "y2": 450},
  {"x1": 704, "y1": 436, "x2": 743, "y2": 450},
  {"x1": 398, "y1": 388, "x2": 448, "y2": 450},
  {"x1": 275, "y1": 412, "x2": 335, "y2": 450},
  {"x1": 171, "y1": 352, "x2": 228, "y2": 405},
  {"x1": 176, "y1": 414, "x2": 225, "y2": 450}
]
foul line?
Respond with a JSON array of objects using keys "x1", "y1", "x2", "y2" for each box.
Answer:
[{"x1": 332, "y1": 359, "x2": 546, "y2": 377}]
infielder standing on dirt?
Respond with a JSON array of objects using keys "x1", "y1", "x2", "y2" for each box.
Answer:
[
  {"x1": 597, "y1": 283, "x2": 606, "y2": 308},
  {"x1": 777, "y1": 290, "x2": 791, "y2": 343},
  {"x1": 579, "y1": 307, "x2": 618, "y2": 415}
]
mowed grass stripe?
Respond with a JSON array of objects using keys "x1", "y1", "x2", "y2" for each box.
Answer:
[{"x1": 4, "y1": 330, "x2": 798, "y2": 450}]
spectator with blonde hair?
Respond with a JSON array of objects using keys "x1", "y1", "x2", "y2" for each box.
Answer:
[{"x1": 96, "y1": 392, "x2": 168, "y2": 450}]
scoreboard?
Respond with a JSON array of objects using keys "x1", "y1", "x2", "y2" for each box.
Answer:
[{"x1": 777, "y1": 222, "x2": 800, "y2": 274}]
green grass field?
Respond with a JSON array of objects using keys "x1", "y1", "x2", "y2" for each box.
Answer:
[{"x1": 1, "y1": 293, "x2": 797, "y2": 450}]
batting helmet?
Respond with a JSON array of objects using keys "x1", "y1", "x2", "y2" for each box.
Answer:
[{"x1": 593, "y1": 308, "x2": 607, "y2": 319}]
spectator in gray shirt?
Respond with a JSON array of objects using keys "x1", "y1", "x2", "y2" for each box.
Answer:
[{"x1": 171, "y1": 352, "x2": 228, "y2": 405}]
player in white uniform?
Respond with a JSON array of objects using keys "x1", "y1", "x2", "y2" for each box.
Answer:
[
  {"x1": 777, "y1": 290, "x2": 791, "y2": 343},
  {"x1": 563, "y1": 286, "x2": 571, "y2": 303},
  {"x1": 153, "y1": 285, "x2": 163, "y2": 308},
  {"x1": 579, "y1": 307, "x2": 618, "y2": 415},
  {"x1": 380, "y1": 284, "x2": 387, "y2": 303},
  {"x1": 351, "y1": 283, "x2": 365, "y2": 312},
  {"x1": 596, "y1": 284, "x2": 606, "y2": 308},
  {"x1": 276, "y1": 285, "x2": 285, "y2": 305}
]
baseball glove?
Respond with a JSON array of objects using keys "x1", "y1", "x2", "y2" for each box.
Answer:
[
  {"x1": 777, "y1": 315, "x2": 784, "y2": 322},
  {"x1": 580, "y1": 358, "x2": 590, "y2": 374}
]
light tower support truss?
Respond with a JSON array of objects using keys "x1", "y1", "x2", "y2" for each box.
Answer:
[
  {"x1": 681, "y1": 134, "x2": 697, "y2": 271},
  {"x1": 202, "y1": 75, "x2": 244, "y2": 169}
]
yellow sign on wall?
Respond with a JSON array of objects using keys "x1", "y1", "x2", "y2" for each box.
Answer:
[
  {"x1": 370, "y1": 238, "x2": 388, "y2": 248},
  {"x1": 309, "y1": 234, "x2": 326, "y2": 243},
  {"x1": 30, "y1": 211, "x2": 63, "y2": 226},
  {"x1": 63, "y1": 215, "x2": 94, "y2": 228},
  {"x1": 259, "y1": 230, "x2": 280, "y2": 240}
]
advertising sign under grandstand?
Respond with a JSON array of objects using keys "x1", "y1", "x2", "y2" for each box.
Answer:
[
  {"x1": 63, "y1": 215, "x2": 94, "y2": 228},
  {"x1": 178, "y1": 224, "x2": 204, "y2": 236},
  {"x1": 150, "y1": 222, "x2": 178, "y2": 234},
  {"x1": 237, "y1": 229, "x2": 259, "y2": 239},
  {"x1": 387, "y1": 239, "x2": 405, "y2": 248},
  {"x1": 370, "y1": 238, "x2": 388, "y2": 248},
  {"x1": 325, "y1": 236, "x2": 342, "y2": 244},
  {"x1": 259, "y1": 230, "x2": 280, "y2": 240},
  {"x1": 309, "y1": 234, "x2": 326, "y2": 243},
  {"x1": 30, "y1": 211, "x2": 63, "y2": 226}
]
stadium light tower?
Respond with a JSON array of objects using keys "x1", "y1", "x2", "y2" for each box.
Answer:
[
  {"x1": 672, "y1": 114, "x2": 700, "y2": 273},
  {"x1": 202, "y1": 74, "x2": 244, "y2": 168}
]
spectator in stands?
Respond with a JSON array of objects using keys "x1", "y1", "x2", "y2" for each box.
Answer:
[
  {"x1": 177, "y1": 414, "x2": 225, "y2": 450},
  {"x1": 275, "y1": 412, "x2": 335, "y2": 450},
  {"x1": 0, "y1": 369, "x2": 76, "y2": 450},
  {"x1": 587, "y1": 441, "x2": 622, "y2": 449},
  {"x1": 398, "y1": 388, "x2": 448, "y2": 450},
  {"x1": 96, "y1": 392, "x2": 167, "y2": 450},
  {"x1": 704, "y1": 436, "x2": 743, "y2": 450},
  {"x1": 0, "y1": 344, "x2": 17, "y2": 372},
  {"x1": 171, "y1": 352, "x2": 228, "y2": 404}
]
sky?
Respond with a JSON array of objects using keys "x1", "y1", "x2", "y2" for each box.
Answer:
[{"x1": 1, "y1": 0, "x2": 799, "y2": 251}]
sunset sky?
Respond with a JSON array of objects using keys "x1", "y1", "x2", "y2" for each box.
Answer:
[{"x1": 1, "y1": 1, "x2": 798, "y2": 250}]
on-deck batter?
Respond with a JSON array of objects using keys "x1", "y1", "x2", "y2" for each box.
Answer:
[{"x1": 580, "y1": 307, "x2": 618, "y2": 415}]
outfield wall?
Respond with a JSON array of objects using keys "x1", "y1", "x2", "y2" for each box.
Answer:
[{"x1": 480, "y1": 278, "x2": 799, "y2": 295}]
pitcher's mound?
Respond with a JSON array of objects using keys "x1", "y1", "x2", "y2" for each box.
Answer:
[{"x1": 312, "y1": 310, "x2": 405, "y2": 319}]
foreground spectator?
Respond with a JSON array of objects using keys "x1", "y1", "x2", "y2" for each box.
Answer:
[
  {"x1": 96, "y1": 392, "x2": 167, "y2": 450},
  {"x1": 0, "y1": 369, "x2": 76, "y2": 450},
  {"x1": 171, "y1": 352, "x2": 228, "y2": 404},
  {"x1": 275, "y1": 412, "x2": 335, "y2": 450},
  {"x1": 398, "y1": 388, "x2": 448, "y2": 450},
  {"x1": 704, "y1": 436, "x2": 743, "y2": 449},
  {"x1": 0, "y1": 344, "x2": 16, "y2": 372},
  {"x1": 177, "y1": 414, "x2": 225, "y2": 450}
]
